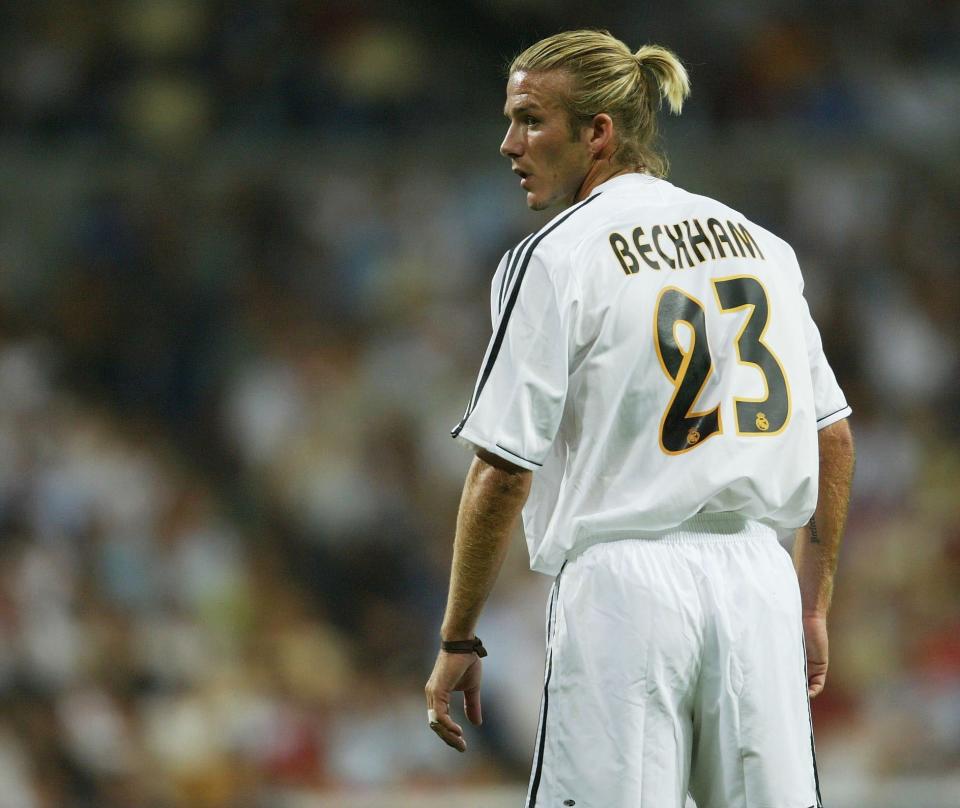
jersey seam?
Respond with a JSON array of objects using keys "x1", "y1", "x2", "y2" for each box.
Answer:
[
  {"x1": 816, "y1": 404, "x2": 850, "y2": 423},
  {"x1": 495, "y1": 442, "x2": 544, "y2": 467}
]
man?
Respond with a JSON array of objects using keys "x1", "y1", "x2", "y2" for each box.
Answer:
[{"x1": 425, "y1": 29, "x2": 854, "y2": 808}]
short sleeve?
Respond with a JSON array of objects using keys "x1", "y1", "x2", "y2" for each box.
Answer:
[
  {"x1": 801, "y1": 297, "x2": 852, "y2": 429},
  {"x1": 452, "y1": 252, "x2": 569, "y2": 470}
]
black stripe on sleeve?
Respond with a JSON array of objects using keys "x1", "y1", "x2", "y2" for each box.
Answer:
[
  {"x1": 496, "y1": 246, "x2": 516, "y2": 314},
  {"x1": 499, "y1": 234, "x2": 533, "y2": 314},
  {"x1": 452, "y1": 194, "x2": 602, "y2": 439},
  {"x1": 458, "y1": 243, "x2": 528, "y2": 430},
  {"x1": 816, "y1": 404, "x2": 850, "y2": 424},
  {"x1": 495, "y1": 442, "x2": 544, "y2": 467}
]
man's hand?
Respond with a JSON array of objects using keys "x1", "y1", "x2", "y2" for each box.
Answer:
[
  {"x1": 425, "y1": 650, "x2": 483, "y2": 752},
  {"x1": 802, "y1": 613, "x2": 828, "y2": 698}
]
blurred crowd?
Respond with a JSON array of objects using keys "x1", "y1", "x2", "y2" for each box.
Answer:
[{"x1": 0, "y1": 2, "x2": 957, "y2": 806}]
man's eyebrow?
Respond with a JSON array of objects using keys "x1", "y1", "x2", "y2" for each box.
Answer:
[{"x1": 503, "y1": 104, "x2": 540, "y2": 119}]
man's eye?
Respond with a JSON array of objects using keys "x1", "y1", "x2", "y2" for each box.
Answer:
[{"x1": 525, "y1": 116, "x2": 538, "y2": 126}]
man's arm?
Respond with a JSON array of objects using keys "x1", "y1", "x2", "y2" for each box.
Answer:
[
  {"x1": 793, "y1": 418, "x2": 855, "y2": 697},
  {"x1": 425, "y1": 449, "x2": 532, "y2": 752}
]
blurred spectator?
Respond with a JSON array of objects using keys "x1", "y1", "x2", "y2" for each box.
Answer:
[{"x1": 0, "y1": 1, "x2": 957, "y2": 805}]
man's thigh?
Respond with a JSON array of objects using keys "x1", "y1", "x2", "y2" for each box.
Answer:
[
  {"x1": 526, "y1": 540, "x2": 702, "y2": 808},
  {"x1": 689, "y1": 538, "x2": 821, "y2": 808}
]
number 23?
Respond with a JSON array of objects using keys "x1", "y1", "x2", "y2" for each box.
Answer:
[{"x1": 654, "y1": 275, "x2": 790, "y2": 454}]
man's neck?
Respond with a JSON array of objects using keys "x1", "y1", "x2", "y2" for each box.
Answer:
[{"x1": 572, "y1": 162, "x2": 640, "y2": 204}]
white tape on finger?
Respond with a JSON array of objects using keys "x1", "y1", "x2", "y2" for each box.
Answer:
[{"x1": 427, "y1": 708, "x2": 439, "y2": 725}]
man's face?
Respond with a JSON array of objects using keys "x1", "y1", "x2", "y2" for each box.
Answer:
[{"x1": 500, "y1": 70, "x2": 593, "y2": 211}]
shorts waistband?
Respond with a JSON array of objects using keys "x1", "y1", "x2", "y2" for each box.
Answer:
[{"x1": 567, "y1": 513, "x2": 779, "y2": 561}]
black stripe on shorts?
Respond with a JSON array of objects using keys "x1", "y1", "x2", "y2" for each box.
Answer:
[
  {"x1": 801, "y1": 634, "x2": 824, "y2": 807},
  {"x1": 528, "y1": 562, "x2": 566, "y2": 807}
]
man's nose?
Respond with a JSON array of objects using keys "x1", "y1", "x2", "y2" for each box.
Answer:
[{"x1": 500, "y1": 123, "x2": 522, "y2": 158}]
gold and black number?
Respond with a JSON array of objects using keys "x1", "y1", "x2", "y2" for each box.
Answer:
[
  {"x1": 654, "y1": 288, "x2": 721, "y2": 453},
  {"x1": 712, "y1": 276, "x2": 790, "y2": 435},
  {"x1": 652, "y1": 275, "x2": 792, "y2": 455}
]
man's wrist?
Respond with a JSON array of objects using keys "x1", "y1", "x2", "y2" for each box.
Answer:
[
  {"x1": 440, "y1": 636, "x2": 488, "y2": 657},
  {"x1": 440, "y1": 633, "x2": 476, "y2": 643}
]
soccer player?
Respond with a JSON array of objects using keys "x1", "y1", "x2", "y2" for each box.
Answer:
[{"x1": 425, "y1": 29, "x2": 854, "y2": 808}]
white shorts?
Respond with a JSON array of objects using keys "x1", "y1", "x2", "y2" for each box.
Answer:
[{"x1": 525, "y1": 515, "x2": 821, "y2": 808}]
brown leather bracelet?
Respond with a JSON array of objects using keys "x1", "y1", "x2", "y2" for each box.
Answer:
[{"x1": 441, "y1": 636, "x2": 488, "y2": 657}]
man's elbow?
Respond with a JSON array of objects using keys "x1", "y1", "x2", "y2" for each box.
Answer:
[
  {"x1": 819, "y1": 418, "x2": 853, "y2": 449},
  {"x1": 473, "y1": 449, "x2": 533, "y2": 498}
]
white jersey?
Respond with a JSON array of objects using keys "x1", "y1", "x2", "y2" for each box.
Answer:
[{"x1": 453, "y1": 174, "x2": 851, "y2": 575}]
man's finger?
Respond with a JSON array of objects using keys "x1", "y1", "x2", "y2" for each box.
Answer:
[
  {"x1": 804, "y1": 654, "x2": 828, "y2": 700},
  {"x1": 430, "y1": 720, "x2": 467, "y2": 752},
  {"x1": 431, "y1": 708, "x2": 463, "y2": 738},
  {"x1": 464, "y1": 685, "x2": 482, "y2": 726},
  {"x1": 427, "y1": 701, "x2": 467, "y2": 752},
  {"x1": 425, "y1": 691, "x2": 466, "y2": 750}
]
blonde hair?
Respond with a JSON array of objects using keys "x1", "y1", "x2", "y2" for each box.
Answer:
[{"x1": 509, "y1": 30, "x2": 690, "y2": 177}]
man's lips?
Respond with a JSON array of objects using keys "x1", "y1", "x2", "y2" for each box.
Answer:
[{"x1": 513, "y1": 167, "x2": 532, "y2": 188}]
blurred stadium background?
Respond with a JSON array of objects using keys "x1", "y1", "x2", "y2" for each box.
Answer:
[{"x1": 0, "y1": 1, "x2": 957, "y2": 806}]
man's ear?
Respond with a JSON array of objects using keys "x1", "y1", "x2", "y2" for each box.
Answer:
[{"x1": 587, "y1": 113, "x2": 615, "y2": 157}]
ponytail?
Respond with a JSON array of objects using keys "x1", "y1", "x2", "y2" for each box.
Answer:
[{"x1": 634, "y1": 45, "x2": 690, "y2": 115}]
